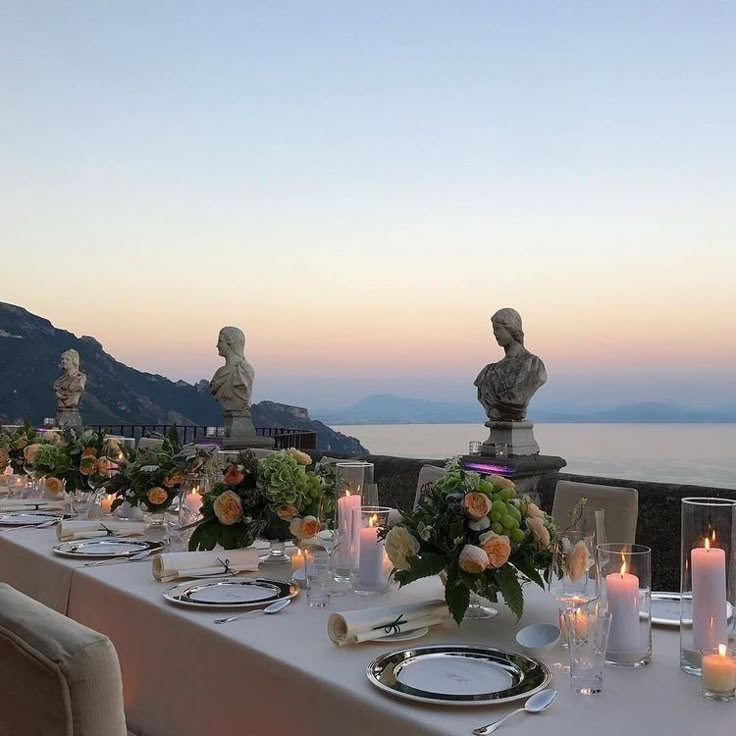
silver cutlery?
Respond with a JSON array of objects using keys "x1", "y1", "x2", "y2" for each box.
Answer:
[
  {"x1": 84, "y1": 548, "x2": 157, "y2": 567},
  {"x1": 472, "y1": 689, "x2": 557, "y2": 734},
  {"x1": 214, "y1": 597, "x2": 291, "y2": 624},
  {"x1": 0, "y1": 518, "x2": 60, "y2": 532}
]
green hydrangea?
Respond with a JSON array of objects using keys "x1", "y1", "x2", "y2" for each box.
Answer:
[{"x1": 257, "y1": 453, "x2": 307, "y2": 507}]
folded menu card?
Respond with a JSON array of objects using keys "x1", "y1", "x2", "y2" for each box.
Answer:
[
  {"x1": 328, "y1": 599, "x2": 450, "y2": 646},
  {"x1": 152, "y1": 549, "x2": 260, "y2": 582},
  {"x1": 56, "y1": 519, "x2": 147, "y2": 541}
]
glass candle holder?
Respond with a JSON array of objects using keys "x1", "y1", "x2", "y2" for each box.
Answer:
[
  {"x1": 333, "y1": 462, "x2": 373, "y2": 581},
  {"x1": 680, "y1": 497, "x2": 736, "y2": 676},
  {"x1": 6, "y1": 475, "x2": 30, "y2": 499},
  {"x1": 701, "y1": 645, "x2": 736, "y2": 701},
  {"x1": 598, "y1": 543, "x2": 651, "y2": 667},
  {"x1": 564, "y1": 604, "x2": 612, "y2": 695},
  {"x1": 350, "y1": 506, "x2": 391, "y2": 595},
  {"x1": 179, "y1": 477, "x2": 207, "y2": 527}
]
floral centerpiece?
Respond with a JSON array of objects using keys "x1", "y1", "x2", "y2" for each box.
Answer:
[
  {"x1": 0, "y1": 423, "x2": 40, "y2": 475},
  {"x1": 384, "y1": 459, "x2": 557, "y2": 624},
  {"x1": 104, "y1": 434, "x2": 214, "y2": 515},
  {"x1": 189, "y1": 449, "x2": 333, "y2": 551}
]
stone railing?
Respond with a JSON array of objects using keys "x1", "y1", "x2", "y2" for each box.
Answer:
[{"x1": 319, "y1": 452, "x2": 735, "y2": 592}]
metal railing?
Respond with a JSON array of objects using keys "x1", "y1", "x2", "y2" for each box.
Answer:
[{"x1": 86, "y1": 424, "x2": 317, "y2": 450}]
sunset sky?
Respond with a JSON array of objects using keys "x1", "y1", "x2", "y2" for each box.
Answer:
[{"x1": 2, "y1": 2, "x2": 735, "y2": 410}]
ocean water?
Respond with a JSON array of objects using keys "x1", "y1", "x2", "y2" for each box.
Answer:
[{"x1": 333, "y1": 423, "x2": 736, "y2": 490}]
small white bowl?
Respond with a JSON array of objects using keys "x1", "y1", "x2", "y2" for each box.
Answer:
[{"x1": 515, "y1": 623, "x2": 561, "y2": 657}]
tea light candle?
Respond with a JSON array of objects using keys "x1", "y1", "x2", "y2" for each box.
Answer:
[
  {"x1": 558, "y1": 595, "x2": 586, "y2": 640},
  {"x1": 100, "y1": 494, "x2": 114, "y2": 514},
  {"x1": 692, "y1": 534, "x2": 728, "y2": 651},
  {"x1": 358, "y1": 513, "x2": 384, "y2": 587},
  {"x1": 291, "y1": 548, "x2": 305, "y2": 573},
  {"x1": 702, "y1": 645, "x2": 736, "y2": 699},
  {"x1": 606, "y1": 554, "x2": 640, "y2": 652}
]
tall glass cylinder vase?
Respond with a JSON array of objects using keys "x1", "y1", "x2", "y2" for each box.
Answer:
[
  {"x1": 680, "y1": 497, "x2": 736, "y2": 676},
  {"x1": 350, "y1": 506, "x2": 390, "y2": 595},
  {"x1": 333, "y1": 462, "x2": 373, "y2": 581},
  {"x1": 599, "y1": 543, "x2": 651, "y2": 667}
]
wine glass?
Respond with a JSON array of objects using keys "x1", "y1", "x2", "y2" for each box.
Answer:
[{"x1": 573, "y1": 507, "x2": 607, "y2": 548}]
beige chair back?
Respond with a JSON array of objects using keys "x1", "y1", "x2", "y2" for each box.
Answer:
[
  {"x1": 413, "y1": 464, "x2": 447, "y2": 510},
  {"x1": 136, "y1": 437, "x2": 165, "y2": 452},
  {"x1": 0, "y1": 583, "x2": 128, "y2": 736},
  {"x1": 551, "y1": 480, "x2": 639, "y2": 545}
]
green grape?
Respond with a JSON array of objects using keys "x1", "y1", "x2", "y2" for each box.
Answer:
[
  {"x1": 490, "y1": 511, "x2": 502, "y2": 523},
  {"x1": 501, "y1": 514, "x2": 519, "y2": 530},
  {"x1": 479, "y1": 480, "x2": 494, "y2": 495},
  {"x1": 498, "y1": 488, "x2": 514, "y2": 501},
  {"x1": 510, "y1": 528, "x2": 525, "y2": 543},
  {"x1": 491, "y1": 522, "x2": 504, "y2": 535},
  {"x1": 492, "y1": 500, "x2": 507, "y2": 514},
  {"x1": 507, "y1": 504, "x2": 522, "y2": 522}
]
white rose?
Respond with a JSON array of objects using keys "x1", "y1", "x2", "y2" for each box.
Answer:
[
  {"x1": 458, "y1": 544, "x2": 489, "y2": 574},
  {"x1": 385, "y1": 526, "x2": 420, "y2": 571}
]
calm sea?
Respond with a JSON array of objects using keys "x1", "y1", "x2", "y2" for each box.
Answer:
[{"x1": 333, "y1": 423, "x2": 736, "y2": 490}]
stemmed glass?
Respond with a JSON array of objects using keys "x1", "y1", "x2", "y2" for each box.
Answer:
[{"x1": 572, "y1": 507, "x2": 607, "y2": 547}]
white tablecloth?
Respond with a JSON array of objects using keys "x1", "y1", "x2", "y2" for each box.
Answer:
[{"x1": 1, "y1": 528, "x2": 734, "y2": 735}]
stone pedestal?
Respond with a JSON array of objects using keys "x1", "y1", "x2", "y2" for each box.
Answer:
[
  {"x1": 461, "y1": 454, "x2": 567, "y2": 497},
  {"x1": 57, "y1": 409, "x2": 82, "y2": 428},
  {"x1": 482, "y1": 420, "x2": 539, "y2": 456},
  {"x1": 222, "y1": 410, "x2": 274, "y2": 450}
]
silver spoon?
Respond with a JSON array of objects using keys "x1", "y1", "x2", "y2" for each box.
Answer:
[
  {"x1": 214, "y1": 597, "x2": 291, "y2": 625},
  {"x1": 472, "y1": 689, "x2": 557, "y2": 735}
]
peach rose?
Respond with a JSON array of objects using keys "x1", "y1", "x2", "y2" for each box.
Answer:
[
  {"x1": 45, "y1": 431, "x2": 62, "y2": 446},
  {"x1": 146, "y1": 486, "x2": 169, "y2": 506},
  {"x1": 479, "y1": 531, "x2": 512, "y2": 568},
  {"x1": 289, "y1": 515, "x2": 321, "y2": 540},
  {"x1": 276, "y1": 504, "x2": 299, "y2": 521},
  {"x1": 487, "y1": 474, "x2": 515, "y2": 491},
  {"x1": 23, "y1": 443, "x2": 41, "y2": 464},
  {"x1": 213, "y1": 490, "x2": 243, "y2": 526},
  {"x1": 525, "y1": 501, "x2": 545, "y2": 519},
  {"x1": 566, "y1": 540, "x2": 590, "y2": 582},
  {"x1": 385, "y1": 526, "x2": 420, "y2": 571},
  {"x1": 527, "y1": 516, "x2": 551, "y2": 551},
  {"x1": 43, "y1": 477, "x2": 65, "y2": 496},
  {"x1": 96, "y1": 458, "x2": 112, "y2": 475},
  {"x1": 0, "y1": 449, "x2": 9, "y2": 469},
  {"x1": 464, "y1": 491, "x2": 492, "y2": 521},
  {"x1": 79, "y1": 455, "x2": 97, "y2": 476},
  {"x1": 458, "y1": 544, "x2": 489, "y2": 574},
  {"x1": 13, "y1": 437, "x2": 28, "y2": 450},
  {"x1": 163, "y1": 471, "x2": 185, "y2": 488},
  {"x1": 223, "y1": 465, "x2": 245, "y2": 486},
  {"x1": 81, "y1": 447, "x2": 97, "y2": 458},
  {"x1": 287, "y1": 448, "x2": 312, "y2": 466}
]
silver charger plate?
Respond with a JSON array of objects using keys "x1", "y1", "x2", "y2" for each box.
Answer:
[
  {"x1": 0, "y1": 510, "x2": 65, "y2": 526},
  {"x1": 163, "y1": 577, "x2": 298, "y2": 609},
  {"x1": 367, "y1": 645, "x2": 551, "y2": 706},
  {"x1": 651, "y1": 592, "x2": 734, "y2": 627},
  {"x1": 52, "y1": 539, "x2": 162, "y2": 559}
]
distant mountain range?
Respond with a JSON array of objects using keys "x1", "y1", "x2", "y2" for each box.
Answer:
[
  {"x1": 315, "y1": 394, "x2": 736, "y2": 424},
  {"x1": 0, "y1": 302, "x2": 367, "y2": 455}
]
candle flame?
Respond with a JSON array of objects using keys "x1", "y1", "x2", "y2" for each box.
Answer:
[
  {"x1": 719, "y1": 644, "x2": 727, "y2": 657},
  {"x1": 705, "y1": 536, "x2": 711, "y2": 552},
  {"x1": 369, "y1": 513, "x2": 378, "y2": 528},
  {"x1": 619, "y1": 552, "x2": 627, "y2": 578},
  {"x1": 712, "y1": 529, "x2": 717, "y2": 544},
  {"x1": 345, "y1": 490, "x2": 351, "y2": 497}
]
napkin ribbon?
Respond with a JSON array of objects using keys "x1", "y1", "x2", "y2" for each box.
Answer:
[
  {"x1": 372, "y1": 614, "x2": 407, "y2": 635},
  {"x1": 216, "y1": 557, "x2": 234, "y2": 575}
]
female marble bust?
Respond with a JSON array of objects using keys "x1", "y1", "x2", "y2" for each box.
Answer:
[
  {"x1": 53, "y1": 349, "x2": 87, "y2": 410},
  {"x1": 474, "y1": 308, "x2": 546, "y2": 421},
  {"x1": 210, "y1": 326, "x2": 255, "y2": 413}
]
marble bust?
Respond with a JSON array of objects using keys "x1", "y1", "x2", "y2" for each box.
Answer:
[
  {"x1": 210, "y1": 326, "x2": 255, "y2": 413},
  {"x1": 474, "y1": 308, "x2": 546, "y2": 422},
  {"x1": 54, "y1": 349, "x2": 87, "y2": 411}
]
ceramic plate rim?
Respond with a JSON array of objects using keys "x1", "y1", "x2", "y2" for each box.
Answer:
[
  {"x1": 366, "y1": 645, "x2": 551, "y2": 706},
  {"x1": 163, "y1": 577, "x2": 299, "y2": 609},
  {"x1": 52, "y1": 539, "x2": 161, "y2": 559}
]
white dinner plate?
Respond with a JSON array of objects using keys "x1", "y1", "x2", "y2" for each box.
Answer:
[
  {"x1": 52, "y1": 539, "x2": 162, "y2": 559},
  {"x1": 367, "y1": 646, "x2": 551, "y2": 706},
  {"x1": 651, "y1": 592, "x2": 734, "y2": 627},
  {"x1": 163, "y1": 577, "x2": 298, "y2": 609},
  {"x1": 0, "y1": 511, "x2": 64, "y2": 526}
]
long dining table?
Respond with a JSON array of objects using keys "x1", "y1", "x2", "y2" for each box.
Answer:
[{"x1": 0, "y1": 525, "x2": 732, "y2": 736}]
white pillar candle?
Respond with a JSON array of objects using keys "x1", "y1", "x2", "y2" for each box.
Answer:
[
  {"x1": 184, "y1": 490, "x2": 203, "y2": 516},
  {"x1": 100, "y1": 494, "x2": 114, "y2": 515},
  {"x1": 335, "y1": 492, "x2": 361, "y2": 569},
  {"x1": 358, "y1": 514, "x2": 384, "y2": 588},
  {"x1": 606, "y1": 556, "x2": 640, "y2": 652},
  {"x1": 692, "y1": 536, "x2": 727, "y2": 651},
  {"x1": 702, "y1": 645, "x2": 736, "y2": 694}
]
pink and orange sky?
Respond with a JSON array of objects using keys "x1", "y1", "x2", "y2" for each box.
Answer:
[{"x1": 2, "y1": 2, "x2": 735, "y2": 410}]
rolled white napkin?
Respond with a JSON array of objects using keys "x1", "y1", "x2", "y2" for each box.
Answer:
[
  {"x1": 0, "y1": 500, "x2": 66, "y2": 513},
  {"x1": 57, "y1": 519, "x2": 147, "y2": 541},
  {"x1": 152, "y1": 549, "x2": 260, "y2": 582},
  {"x1": 328, "y1": 599, "x2": 450, "y2": 646}
]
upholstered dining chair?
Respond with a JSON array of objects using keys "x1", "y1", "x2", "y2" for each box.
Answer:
[
  {"x1": 413, "y1": 464, "x2": 448, "y2": 510},
  {"x1": 551, "y1": 479, "x2": 639, "y2": 545},
  {"x1": 0, "y1": 583, "x2": 133, "y2": 736}
]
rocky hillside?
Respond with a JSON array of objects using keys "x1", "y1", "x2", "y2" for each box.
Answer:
[{"x1": 0, "y1": 302, "x2": 367, "y2": 454}]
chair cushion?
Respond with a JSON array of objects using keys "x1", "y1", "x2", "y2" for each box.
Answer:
[
  {"x1": 0, "y1": 583, "x2": 128, "y2": 736},
  {"x1": 551, "y1": 480, "x2": 639, "y2": 545}
]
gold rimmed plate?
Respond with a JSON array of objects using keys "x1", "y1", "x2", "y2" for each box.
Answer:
[
  {"x1": 367, "y1": 645, "x2": 551, "y2": 706},
  {"x1": 163, "y1": 577, "x2": 298, "y2": 609}
]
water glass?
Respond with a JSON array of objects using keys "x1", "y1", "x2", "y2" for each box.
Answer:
[
  {"x1": 564, "y1": 606, "x2": 612, "y2": 695},
  {"x1": 67, "y1": 490, "x2": 91, "y2": 518},
  {"x1": 305, "y1": 545, "x2": 332, "y2": 607},
  {"x1": 165, "y1": 511, "x2": 192, "y2": 552},
  {"x1": 6, "y1": 475, "x2": 30, "y2": 499}
]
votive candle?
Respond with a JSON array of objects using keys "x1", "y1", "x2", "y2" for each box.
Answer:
[
  {"x1": 100, "y1": 494, "x2": 114, "y2": 515},
  {"x1": 702, "y1": 645, "x2": 736, "y2": 700}
]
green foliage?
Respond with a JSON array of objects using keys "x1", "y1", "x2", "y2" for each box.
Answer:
[
  {"x1": 495, "y1": 565, "x2": 524, "y2": 619},
  {"x1": 444, "y1": 564, "x2": 471, "y2": 625}
]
